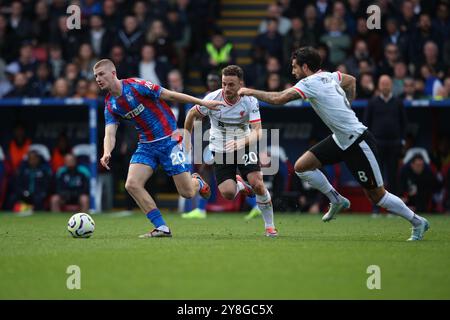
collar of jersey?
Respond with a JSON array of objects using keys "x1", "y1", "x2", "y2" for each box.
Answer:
[{"x1": 222, "y1": 90, "x2": 241, "y2": 106}]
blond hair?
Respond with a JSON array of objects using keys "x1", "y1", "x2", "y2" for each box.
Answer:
[{"x1": 93, "y1": 59, "x2": 116, "y2": 71}]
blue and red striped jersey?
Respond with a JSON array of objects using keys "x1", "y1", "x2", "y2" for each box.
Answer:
[{"x1": 104, "y1": 78, "x2": 177, "y2": 142}]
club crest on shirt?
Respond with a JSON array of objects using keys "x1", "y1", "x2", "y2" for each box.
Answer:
[{"x1": 240, "y1": 110, "x2": 245, "y2": 118}]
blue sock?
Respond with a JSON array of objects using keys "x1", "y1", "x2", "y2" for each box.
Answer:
[
  {"x1": 146, "y1": 208, "x2": 166, "y2": 228},
  {"x1": 198, "y1": 197, "x2": 207, "y2": 210},
  {"x1": 246, "y1": 196, "x2": 258, "y2": 209}
]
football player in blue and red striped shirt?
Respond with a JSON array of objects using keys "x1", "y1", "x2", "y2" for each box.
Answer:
[{"x1": 94, "y1": 59, "x2": 222, "y2": 238}]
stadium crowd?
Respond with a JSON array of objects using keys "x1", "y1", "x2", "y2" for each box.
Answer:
[{"x1": 0, "y1": 0, "x2": 450, "y2": 213}]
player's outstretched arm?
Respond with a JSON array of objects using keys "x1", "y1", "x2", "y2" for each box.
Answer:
[
  {"x1": 339, "y1": 73, "x2": 356, "y2": 104},
  {"x1": 238, "y1": 87, "x2": 301, "y2": 105},
  {"x1": 160, "y1": 89, "x2": 222, "y2": 110},
  {"x1": 100, "y1": 124, "x2": 118, "y2": 170},
  {"x1": 183, "y1": 107, "x2": 204, "y2": 152}
]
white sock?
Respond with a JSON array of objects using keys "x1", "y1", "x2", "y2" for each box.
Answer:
[
  {"x1": 256, "y1": 190, "x2": 274, "y2": 228},
  {"x1": 296, "y1": 170, "x2": 343, "y2": 204},
  {"x1": 235, "y1": 180, "x2": 245, "y2": 198},
  {"x1": 377, "y1": 191, "x2": 423, "y2": 226}
]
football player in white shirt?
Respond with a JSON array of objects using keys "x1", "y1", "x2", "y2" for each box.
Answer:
[
  {"x1": 238, "y1": 47, "x2": 429, "y2": 241},
  {"x1": 184, "y1": 65, "x2": 278, "y2": 237}
]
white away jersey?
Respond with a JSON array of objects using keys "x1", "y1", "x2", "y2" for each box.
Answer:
[
  {"x1": 293, "y1": 71, "x2": 367, "y2": 150},
  {"x1": 196, "y1": 89, "x2": 261, "y2": 152}
]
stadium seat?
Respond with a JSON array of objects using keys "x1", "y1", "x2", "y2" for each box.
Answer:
[
  {"x1": 72, "y1": 144, "x2": 92, "y2": 166},
  {"x1": 27, "y1": 144, "x2": 51, "y2": 162}
]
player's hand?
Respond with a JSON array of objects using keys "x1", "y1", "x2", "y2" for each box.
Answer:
[
  {"x1": 100, "y1": 153, "x2": 111, "y2": 170},
  {"x1": 238, "y1": 87, "x2": 253, "y2": 96},
  {"x1": 225, "y1": 139, "x2": 245, "y2": 152},
  {"x1": 200, "y1": 100, "x2": 222, "y2": 111}
]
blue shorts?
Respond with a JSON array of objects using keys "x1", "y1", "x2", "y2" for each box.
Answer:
[{"x1": 130, "y1": 137, "x2": 190, "y2": 176}]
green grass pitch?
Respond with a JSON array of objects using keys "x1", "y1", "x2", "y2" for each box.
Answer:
[{"x1": 1, "y1": 211, "x2": 449, "y2": 299}]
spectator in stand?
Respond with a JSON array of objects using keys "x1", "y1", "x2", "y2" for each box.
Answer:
[
  {"x1": 383, "y1": 18, "x2": 410, "y2": 63},
  {"x1": 51, "y1": 132, "x2": 72, "y2": 174},
  {"x1": 167, "y1": 69, "x2": 194, "y2": 128},
  {"x1": 52, "y1": 78, "x2": 70, "y2": 98},
  {"x1": 262, "y1": 72, "x2": 284, "y2": 92},
  {"x1": 138, "y1": 43, "x2": 171, "y2": 87},
  {"x1": 330, "y1": 0, "x2": 356, "y2": 35},
  {"x1": 133, "y1": 1, "x2": 151, "y2": 31},
  {"x1": 102, "y1": 0, "x2": 122, "y2": 33},
  {"x1": 80, "y1": 0, "x2": 102, "y2": 17},
  {"x1": 109, "y1": 45, "x2": 137, "y2": 79},
  {"x1": 408, "y1": 13, "x2": 442, "y2": 66},
  {"x1": 357, "y1": 72, "x2": 376, "y2": 99},
  {"x1": 431, "y1": 136, "x2": 450, "y2": 172},
  {"x1": 303, "y1": 4, "x2": 322, "y2": 46},
  {"x1": 0, "y1": 14, "x2": 16, "y2": 63},
  {"x1": 259, "y1": 3, "x2": 292, "y2": 36},
  {"x1": 392, "y1": 61, "x2": 408, "y2": 97},
  {"x1": 353, "y1": 17, "x2": 382, "y2": 63},
  {"x1": 5, "y1": 72, "x2": 32, "y2": 97},
  {"x1": 74, "y1": 43, "x2": 97, "y2": 81},
  {"x1": 6, "y1": 42, "x2": 38, "y2": 80},
  {"x1": 421, "y1": 41, "x2": 446, "y2": 80},
  {"x1": 0, "y1": 58, "x2": 13, "y2": 98},
  {"x1": 378, "y1": 43, "x2": 400, "y2": 77},
  {"x1": 344, "y1": 39, "x2": 373, "y2": 77},
  {"x1": 166, "y1": 6, "x2": 191, "y2": 72},
  {"x1": 50, "y1": 153, "x2": 89, "y2": 213},
  {"x1": 399, "y1": 0, "x2": 417, "y2": 34},
  {"x1": 400, "y1": 154, "x2": 440, "y2": 212},
  {"x1": 253, "y1": 18, "x2": 284, "y2": 62},
  {"x1": 50, "y1": 15, "x2": 83, "y2": 61},
  {"x1": 420, "y1": 64, "x2": 443, "y2": 98},
  {"x1": 202, "y1": 31, "x2": 235, "y2": 79},
  {"x1": 32, "y1": 0, "x2": 51, "y2": 46},
  {"x1": 365, "y1": 75, "x2": 407, "y2": 195},
  {"x1": 316, "y1": 42, "x2": 335, "y2": 72},
  {"x1": 87, "y1": 15, "x2": 112, "y2": 58},
  {"x1": 14, "y1": 150, "x2": 51, "y2": 212},
  {"x1": 399, "y1": 77, "x2": 421, "y2": 100},
  {"x1": 358, "y1": 58, "x2": 376, "y2": 75},
  {"x1": 433, "y1": 2, "x2": 450, "y2": 41},
  {"x1": 145, "y1": 19, "x2": 177, "y2": 66},
  {"x1": 320, "y1": 16, "x2": 351, "y2": 66},
  {"x1": 47, "y1": 44, "x2": 65, "y2": 80},
  {"x1": 30, "y1": 62, "x2": 53, "y2": 97},
  {"x1": 63, "y1": 63, "x2": 81, "y2": 94},
  {"x1": 115, "y1": 15, "x2": 144, "y2": 63},
  {"x1": 8, "y1": 124, "x2": 32, "y2": 173},
  {"x1": 86, "y1": 79, "x2": 100, "y2": 98},
  {"x1": 283, "y1": 17, "x2": 316, "y2": 66},
  {"x1": 72, "y1": 79, "x2": 89, "y2": 98},
  {"x1": 8, "y1": 1, "x2": 32, "y2": 45}
]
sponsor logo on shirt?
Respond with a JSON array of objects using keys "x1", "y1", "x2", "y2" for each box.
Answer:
[{"x1": 124, "y1": 103, "x2": 145, "y2": 119}]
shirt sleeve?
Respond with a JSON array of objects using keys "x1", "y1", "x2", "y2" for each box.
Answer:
[
  {"x1": 293, "y1": 79, "x2": 314, "y2": 99},
  {"x1": 331, "y1": 71, "x2": 342, "y2": 84},
  {"x1": 141, "y1": 80, "x2": 162, "y2": 99},
  {"x1": 248, "y1": 97, "x2": 261, "y2": 123},
  {"x1": 104, "y1": 101, "x2": 120, "y2": 126},
  {"x1": 194, "y1": 92, "x2": 215, "y2": 116}
]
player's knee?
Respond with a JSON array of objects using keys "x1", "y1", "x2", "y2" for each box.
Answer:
[
  {"x1": 221, "y1": 190, "x2": 235, "y2": 200},
  {"x1": 252, "y1": 181, "x2": 266, "y2": 195},
  {"x1": 125, "y1": 179, "x2": 141, "y2": 195},
  {"x1": 294, "y1": 159, "x2": 307, "y2": 173},
  {"x1": 180, "y1": 188, "x2": 196, "y2": 199},
  {"x1": 366, "y1": 188, "x2": 385, "y2": 204}
]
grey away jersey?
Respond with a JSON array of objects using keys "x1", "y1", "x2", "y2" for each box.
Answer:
[
  {"x1": 293, "y1": 71, "x2": 367, "y2": 150},
  {"x1": 196, "y1": 89, "x2": 261, "y2": 152}
]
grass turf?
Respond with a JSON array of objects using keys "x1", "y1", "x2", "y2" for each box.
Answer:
[{"x1": 0, "y1": 211, "x2": 449, "y2": 300}]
